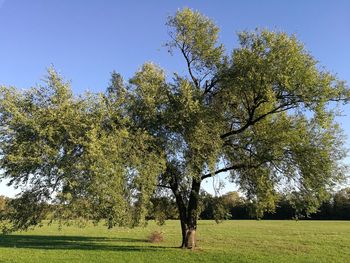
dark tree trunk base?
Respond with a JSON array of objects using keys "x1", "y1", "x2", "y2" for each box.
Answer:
[
  {"x1": 180, "y1": 226, "x2": 197, "y2": 249},
  {"x1": 185, "y1": 229, "x2": 196, "y2": 249},
  {"x1": 170, "y1": 171, "x2": 201, "y2": 249}
]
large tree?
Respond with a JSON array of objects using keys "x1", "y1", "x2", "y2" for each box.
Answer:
[
  {"x1": 0, "y1": 8, "x2": 349, "y2": 248},
  {"x1": 0, "y1": 69, "x2": 165, "y2": 232}
]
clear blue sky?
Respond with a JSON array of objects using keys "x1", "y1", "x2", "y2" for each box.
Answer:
[{"x1": 0, "y1": 0, "x2": 349, "y2": 196}]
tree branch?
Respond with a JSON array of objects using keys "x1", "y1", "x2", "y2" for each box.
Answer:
[
  {"x1": 220, "y1": 103, "x2": 296, "y2": 139},
  {"x1": 201, "y1": 164, "x2": 249, "y2": 180},
  {"x1": 201, "y1": 159, "x2": 269, "y2": 180},
  {"x1": 156, "y1": 184, "x2": 172, "y2": 189},
  {"x1": 179, "y1": 45, "x2": 199, "y2": 89}
]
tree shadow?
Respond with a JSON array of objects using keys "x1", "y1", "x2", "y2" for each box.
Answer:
[{"x1": 0, "y1": 235, "x2": 172, "y2": 252}]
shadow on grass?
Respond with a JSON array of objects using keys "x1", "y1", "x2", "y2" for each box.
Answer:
[{"x1": 0, "y1": 235, "x2": 172, "y2": 252}]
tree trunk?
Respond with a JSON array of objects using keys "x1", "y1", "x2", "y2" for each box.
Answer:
[
  {"x1": 169, "y1": 169, "x2": 202, "y2": 249},
  {"x1": 178, "y1": 210, "x2": 197, "y2": 249},
  {"x1": 170, "y1": 181, "x2": 188, "y2": 248},
  {"x1": 184, "y1": 178, "x2": 201, "y2": 249},
  {"x1": 176, "y1": 197, "x2": 188, "y2": 248},
  {"x1": 174, "y1": 178, "x2": 201, "y2": 249}
]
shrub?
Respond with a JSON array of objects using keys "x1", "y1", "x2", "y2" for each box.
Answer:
[{"x1": 148, "y1": 231, "x2": 164, "y2": 243}]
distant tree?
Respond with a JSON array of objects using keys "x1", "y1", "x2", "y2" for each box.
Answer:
[
  {"x1": 312, "y1": 198, "x2": 333, "y2": 220},
  {"x1": 222, "y1": 192, "x2": 242, "y2": 207},
  {"x1": 263, "y1": 194, "x2": 296, "y2": 219},
  {"x1": 148, "y1": 196, "x2": 179, "y2": 225},
  {"x1": 198, "y1": 188, "x2": 350, "y2": 220},
  {"x1": 199, "y1": 191, "x2": 243, "y2": 222},
  {"x1": 333, "y1": 188, "x2": 350, "y2": 219},
  {"x1": 199, "y1": 191, "x2": 220, "y2": 221},
  {"x1": 0, "y1": 8, "x2": 349, "y2": 248}
]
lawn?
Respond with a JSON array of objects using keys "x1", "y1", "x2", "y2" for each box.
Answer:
[{"x1": 0, "y1": 220, "x2": 349, "y2": 263}]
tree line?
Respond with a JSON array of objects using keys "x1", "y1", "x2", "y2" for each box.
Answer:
[
  {"x1": 147, "y1": 188, "x2": 350, "y2": 223},
  {"x1": 2, "y1": 187, "x2": 349, "y2": 225}
]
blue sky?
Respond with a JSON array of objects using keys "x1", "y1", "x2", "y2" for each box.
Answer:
[{"x1": 0, "y1": 0, "x2": 349, "y2": 196}]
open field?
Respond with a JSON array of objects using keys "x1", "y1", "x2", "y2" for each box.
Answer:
[{"x1": 0, "y1": 220, "x2": 349, "y2": 263}]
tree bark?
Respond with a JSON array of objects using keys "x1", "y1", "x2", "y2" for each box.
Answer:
[
  {"x1": 184, "y1": 178, "x2": 201, "y2": 249},
  {"x1": 169, "y1": 175, "x2": 187, "y2": 248},
  {"x1": 171, "y1": 177, "x2": 201, "y2": 249},
  {"x1": 168, "y1": 163, "x2": 202, "y2": 249},
  {"x1": 174, "y1": 191, "x2": 188, "y2": 248}
]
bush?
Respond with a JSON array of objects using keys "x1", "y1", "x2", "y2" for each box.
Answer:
[{"x1": 148, "y1": 231, "x2": 164, "y2": 243}]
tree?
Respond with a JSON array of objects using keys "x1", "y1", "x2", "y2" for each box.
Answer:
[
  {"x1": 147, "y1": 196, "x2": 179, "y2": 225},
  {"x1": 138, "y1": 8, "x2": 348, "y2": 247},
  {"x1": 333, "y1": 187, "x2": 350, "y2": 219},
  {"x1": 0, "y1": 8, "x2": 349, "y2": 248},
  {"x1": 0, "y1": 69, "x2": 165, "y2": 231},
  {"x1": 199, "y1": 191, "x2": 242, "y2": 222}
]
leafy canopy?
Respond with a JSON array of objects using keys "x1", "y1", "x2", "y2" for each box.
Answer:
[{"x1": 0, "y1": 8, "x2": 349, "y2": 231}]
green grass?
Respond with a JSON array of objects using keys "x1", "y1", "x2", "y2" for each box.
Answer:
[{"x1": 0, "y1": 220, "x2": 349, "y2": 262}]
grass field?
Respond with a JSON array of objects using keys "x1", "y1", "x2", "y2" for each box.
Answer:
[{"x1": 0, "y1": 220, "x2": 349, "y2": 263}]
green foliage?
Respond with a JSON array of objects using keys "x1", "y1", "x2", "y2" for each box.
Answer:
[
  {"x1": 164, "y1": 10, "x2": 349, "y2": 219},
  {"x1": 0, "y1": 69, "x2": 166, "y2": 232},
  {"x1": 199, "y1": 188, "x2": 350, "y2": 220},
  {"x1": 333, "y1": 187, "x2": 350, "y2": 219},
  {"x1": 148, "y1": 196, "x2": 179, "y2": 225},
  {"x1": 0, "y1": 8, "x2": 349, "y2": 235},
  {"x1": 166, "y1": 8, "x2": 224, "y2": 75},
  {"x1": 200, "y1": 191, "x2": 246, "y2": 222}
]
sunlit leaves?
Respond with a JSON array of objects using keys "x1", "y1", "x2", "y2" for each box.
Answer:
[{"x1": 0, "y1": 8, "x2": 349, "y2": 232}]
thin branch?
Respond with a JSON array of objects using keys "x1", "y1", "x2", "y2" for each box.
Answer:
[
  {"x1": 201, "y1": 160, "x2": 267, "y2": 180},
  {"x1": 220, "y1": 103, "x2": 297, "y2": 139},
  {"x1": 203, "y1": 77, "x2": 218, "y2": 94},
  {"x1": 179, "y1": 45, "x2": 199, "y2": 88},
  {"x1": 156, "y1": 184, "x2": 172, "y2": 189},
  {"x1": 201, "y1": 164, "x2": 247, "y2": 180}
]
